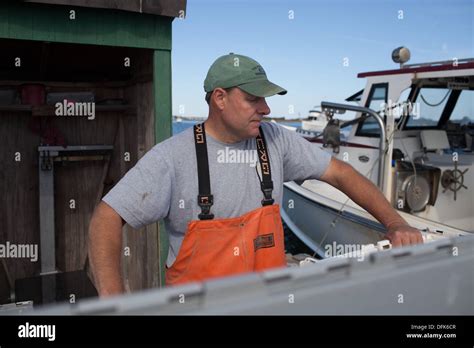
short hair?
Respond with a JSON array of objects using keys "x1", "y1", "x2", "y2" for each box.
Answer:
[
  {"x1": 205, "y1": 92, "x2": 212, "y2": 105},
  {"x1": 205, "y1": 87, "x2": 235, "y2": 105}
]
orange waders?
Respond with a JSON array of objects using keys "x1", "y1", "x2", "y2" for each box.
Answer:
[{"x1": 165, "y1": 123, "x2": 287, "y2": 285}]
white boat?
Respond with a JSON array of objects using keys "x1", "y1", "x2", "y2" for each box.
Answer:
[
  {"x1": 300, "y1": 108, "x2": 328, "y2": 135},
  {"x1": 283, "y1": 48, "x2": 474, "y2": 257}
]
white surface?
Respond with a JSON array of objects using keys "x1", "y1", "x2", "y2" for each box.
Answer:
[{"x1": 420, "y1": 130, "x2": 450, "y2": 151}]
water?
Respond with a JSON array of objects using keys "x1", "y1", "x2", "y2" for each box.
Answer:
[
  {"x1": 172, "y1": 120, "x2": 352, "y2": 139},
  {"x1": 173, "y1": 120, "x2": 197, "y2": 135}
]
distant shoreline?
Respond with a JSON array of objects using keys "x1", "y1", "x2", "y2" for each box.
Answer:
[{"x1": 173, "y1": 116, "x2": 305, "y2": 123}]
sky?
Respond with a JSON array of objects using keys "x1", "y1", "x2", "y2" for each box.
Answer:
[{"x1": 171, "y1": 0, "x2": 473, "y2": 119}]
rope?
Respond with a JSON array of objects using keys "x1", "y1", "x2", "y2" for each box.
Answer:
[{"x1": 420, "y1": 90, "x2": 450, "y2": 107}]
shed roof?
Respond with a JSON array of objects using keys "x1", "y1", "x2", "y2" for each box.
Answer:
[{"x1": 23, "y1": 0, "x2": 187, "y2": 18}]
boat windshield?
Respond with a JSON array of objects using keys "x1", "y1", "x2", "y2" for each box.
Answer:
[
  {"x1": 451, "y1": 89, "x2": 474, "y2": 125},
  {"x1": 405, "y1": 87, "x2": 473, "y2": 128}
]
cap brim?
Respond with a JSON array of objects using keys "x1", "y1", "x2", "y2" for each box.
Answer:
[{"x1": 238, "y1": 80, "x2": 287, "y2": 97}]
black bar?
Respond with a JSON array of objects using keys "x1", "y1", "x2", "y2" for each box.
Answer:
[{"x1": 0, "y1": 315, "x2": 472, "y2": 345}]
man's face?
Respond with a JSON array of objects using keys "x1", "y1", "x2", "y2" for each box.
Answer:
[{"x1": 220, "y1": 87, "x2": 271, "y2": 140}]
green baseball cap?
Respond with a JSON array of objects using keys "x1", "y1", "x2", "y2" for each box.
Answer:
[{"x1": 204, "y1": 53, "x2": 287, "y2": 97}]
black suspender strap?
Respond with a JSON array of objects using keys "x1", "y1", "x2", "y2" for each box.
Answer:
[
  {"x1": 193, "y1": 123, "x2": 273, "y2": 219},
  {"x1": 193, "y1": 123, "x2": 214, "y2": 220},
  {"x1": 256, "y1": 126, "x2": 274, "y2": 206}
]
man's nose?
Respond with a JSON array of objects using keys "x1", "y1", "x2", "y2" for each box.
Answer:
[{"x1": 258, "y1": 98, "x2": 270, "y2": 116}]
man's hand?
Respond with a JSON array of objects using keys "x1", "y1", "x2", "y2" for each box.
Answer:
[{"x1": 385, "y1": 223, "x2": 423, "y2": 247}]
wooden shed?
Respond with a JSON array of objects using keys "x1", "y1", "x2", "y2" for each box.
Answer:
[{"x1": 0, "y1": 0, "x2": 186, "y2": 306}]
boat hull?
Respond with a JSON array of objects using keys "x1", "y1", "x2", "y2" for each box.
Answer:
[{"x1": 282, "y1": 182, "x2": 386, "y2": 257}]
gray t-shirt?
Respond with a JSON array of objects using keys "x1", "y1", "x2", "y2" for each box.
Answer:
[{"x1": 103, "y1": 122, "x2": 332, "y2": 267}]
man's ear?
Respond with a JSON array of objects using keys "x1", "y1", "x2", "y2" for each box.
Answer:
[{"x1": 211, "y1": 88, "x2": 227, "y2": 110}]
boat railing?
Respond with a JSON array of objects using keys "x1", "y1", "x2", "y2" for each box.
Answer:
[{"x1": 320, "y1": 102, "x2": 387, "y2": 190}]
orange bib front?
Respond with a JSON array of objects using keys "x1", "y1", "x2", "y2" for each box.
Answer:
[{"x1": 166, "y1": 204, "x2": 286, "y2": 285}]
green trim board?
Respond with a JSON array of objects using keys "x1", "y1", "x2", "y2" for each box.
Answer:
[
  {"x1": 24, "y1": 0, "x2": 187, "y2": 19},
  {"x1": 0, "y1": 2, "x2": 172, "y2": 49},
  {"x1": 153, "y1": 49, "x2": 172, "y2": 144},
  {"x1": 153, "y1": 48, "x2": 172, "y2": 286}
]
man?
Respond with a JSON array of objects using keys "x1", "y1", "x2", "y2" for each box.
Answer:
[{"x1": 89, "y1": 53, "x2": 422, "y2": 297}]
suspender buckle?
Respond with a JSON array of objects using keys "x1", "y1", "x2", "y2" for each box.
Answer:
[
  {"x1": 198, "y1": 194, "x2": 214, "y2": 220},
  {"x1": 260, "y1": 181, "x2": 274, "y2": 206}
]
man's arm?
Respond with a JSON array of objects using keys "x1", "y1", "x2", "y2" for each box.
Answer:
[
  {"x1": 88, "y1": 201, "x2": 126, "y2": 297},
  {"x1": 320, "y1": 157, "x2": 423, "y2": 247}
]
